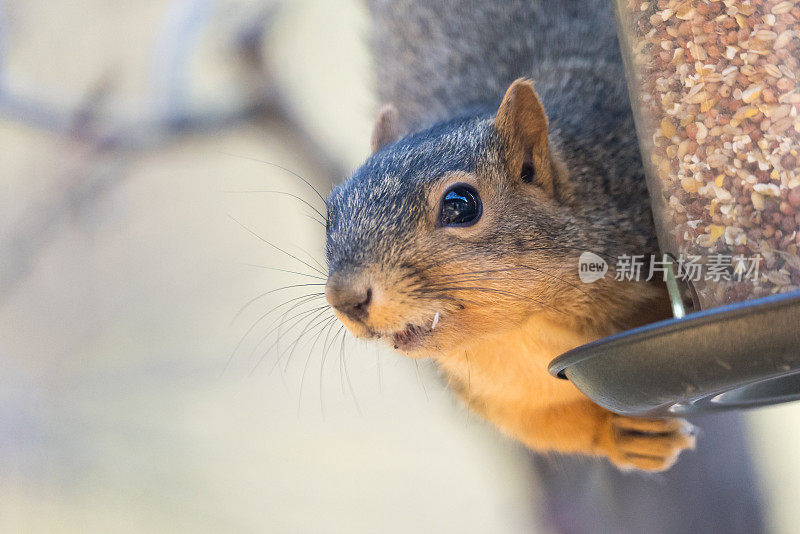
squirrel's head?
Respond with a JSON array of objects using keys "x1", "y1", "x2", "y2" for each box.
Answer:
[{"x1": 324, "y1": 79, "x2": 600, "y2": 357}]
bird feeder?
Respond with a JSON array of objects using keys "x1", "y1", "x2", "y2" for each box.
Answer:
[{"x1": 550, "y1": 0, "x2": 800, "y2": 415}]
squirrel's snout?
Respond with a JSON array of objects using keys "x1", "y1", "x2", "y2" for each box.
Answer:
[{"x1": 326, "y1": 276, "x2": 372, "y2": 323}]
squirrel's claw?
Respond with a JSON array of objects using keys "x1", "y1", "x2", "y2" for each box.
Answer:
[{"x1": 597, "y1": 414, "x2": 696, "y2": 472}]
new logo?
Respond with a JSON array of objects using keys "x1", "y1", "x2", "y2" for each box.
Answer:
[{"x1": 578, "y1": 251, "x2": 608, "y2": 283}]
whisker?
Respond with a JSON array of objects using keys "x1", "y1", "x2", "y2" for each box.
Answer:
[
  {"x1": 414, "y1": 248, "x2": 608, "y2": 298},
  {"x1": 417, "y1": 286, "x2": 566, "y2": 314},
  {"x1": 517, "y1": 244, "x2": 619, "y2": 263},
  {"x1": 249, "y1": 302, "x2": 331, "y2": 367},
  {"x1": 340, "y1": 334, "x2": 362, "y2": 416},
  {"x1": 323, "y1": 324, "x2": 346, "y2": 359},
  {"x1": 285, "y1": 310, "x2": 336, "y2": 372},
  {"x1": 466, "y1": 351, "x2": 472, "y2": 406},
  {"x1": 243, "y1": 293, "x2": 324, "y2": 336},
  {"x1": 229, "y1": 215, "x2": 326, "y2": 276},
  {"x1": 414, "y1": 359, "x2": 429, "y2": 401},
  {"x1": 219, "y1": 152, "x2": 328, "y2": 207},
  {"x1": 301, "y1": 213, "x2": 327, "y2": 228},
  {"x1": 231, "y1": 285, "x2": 326, "y2": 325},
  {"x1": 273, "y1": 305, "x2": 332, "y2": 366},
  {"x1": 435, "y1": 267, "x2": 527, "y2": 279},
  {"x1": 423, "y1": 275, "x2": 529, "y2": 286},
  {"x1": 518, "y1": 265, "x2": 598, "y2": 303},
  {"x1": 298, "y1": 315, "x2": 338, "y2": 411},
  {"x1": 413, "y1": 293, "x2": 482, "y2": 307},
  {"x1": 322, "y1": 325, "x2": 347, "y2": 401},
  {"x1": 239, "y1": 263, "x2": 325, "y2": 280},
  {"x1": 290, "y1": 244, "x2": 328, "y2": 274},
  {"x1": 375, "y1": 347, "x2": 383, "y2": 393},
  {"x1": 429, "y1": 264, "x2": 580, "y2": 285},
  {"x1": 338, "y1": 328, "x2": 347, "y2": 396},
  {"x1": 258, "y1": 305, "x2": 332, "y2": 376},
  {"x1": 224, "y1": 293, "x2": 325, "y2": 373},
  {"x1": 423, "y1": 267, "x2": 597, "y2": 304},
  {"x1": 224, "y1": 189, "x2": 327, "y2": 225},
  {"x1": 319, "y1": 322, "x2": 345, "y2": 418}
]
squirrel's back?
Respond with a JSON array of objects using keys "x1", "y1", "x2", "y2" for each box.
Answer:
[
  {"x1": 369, "y1": 0, "x2": 631, "y2": 133},
  {"x1": 368, "y1": 0, "x2": 654, "y2": 239}
]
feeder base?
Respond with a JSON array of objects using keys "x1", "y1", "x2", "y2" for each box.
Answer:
[{"x1": 549, "y1": 290, "x2": 800, "y2": 416}]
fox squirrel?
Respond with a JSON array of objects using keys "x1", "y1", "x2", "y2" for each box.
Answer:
[{"x1": 324, "y1": 0, "x2": 695, "y2": 471}]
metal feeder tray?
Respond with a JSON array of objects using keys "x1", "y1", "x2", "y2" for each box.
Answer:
[{"x1": 549, "y1": 290, "x2": 800, "y2": 416}]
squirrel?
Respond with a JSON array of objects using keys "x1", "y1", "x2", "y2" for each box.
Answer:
[{"x1": 323, "y1": 0, "x2": 696, "y2": 471}]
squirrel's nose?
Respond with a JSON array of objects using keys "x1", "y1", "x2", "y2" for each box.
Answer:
[{"x1": 326, "y1": 277, "x2": 372, "y2": 322}]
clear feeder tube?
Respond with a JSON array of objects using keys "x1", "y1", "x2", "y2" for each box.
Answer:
[{"x1": 614, "y1": 0, "x2": 800, "y2": 309}]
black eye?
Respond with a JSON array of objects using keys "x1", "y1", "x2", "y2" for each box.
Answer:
[{"x1": 439, "y1": 184, "x2": 482, "y2": 227}]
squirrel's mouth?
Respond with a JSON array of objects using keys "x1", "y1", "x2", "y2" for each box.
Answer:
[
  {"x1": 389, "y1": 312, "x2": 441, "y2": 351},
  {"x1": 391, "y1": 323, "x2": 430, "y2": 350}
]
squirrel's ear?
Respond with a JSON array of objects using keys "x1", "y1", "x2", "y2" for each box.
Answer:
[
  {"x1": 494, "y1": 78, "x2": 556, "y2": 196},
  {"x1": 370, "y1": 104, "x2": 404, "y2": 154}
]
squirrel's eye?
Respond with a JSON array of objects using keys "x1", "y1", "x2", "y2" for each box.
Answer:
[{"x1": 439, "y1": 184, "x2": 482, "y2": 227}]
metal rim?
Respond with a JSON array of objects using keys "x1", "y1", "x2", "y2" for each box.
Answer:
[{"x1": 549, "y1": 290, "x2": 800, "y2": 415}]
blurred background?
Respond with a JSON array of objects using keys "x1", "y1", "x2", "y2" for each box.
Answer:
[{"x1": 0, "y1": 0, "x2": 799, "y2": 532}]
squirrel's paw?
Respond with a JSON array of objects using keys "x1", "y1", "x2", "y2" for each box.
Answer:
[{"x1": 596, "y1": 414, "x2": 696, "y2": 472}]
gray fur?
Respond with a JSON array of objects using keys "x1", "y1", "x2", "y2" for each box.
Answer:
[
  {"x1": 368, "y1": 0, "x2": 628, "y2": 131},
  {"x1": 326, "y1": 3, "x2": 660, "y2": 313},
  {"x1": 325, "y1": 0, "x2": 664, "y2": 334},
  {"x1": 364, "y1": 0, "x2": 657, "y2": 249}
]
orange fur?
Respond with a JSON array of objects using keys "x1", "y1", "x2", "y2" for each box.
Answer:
[
  {"x1": 437, "y1": 312, "x2": 694, "y2": 471},
  {"x1": 327, "y1": 79, "x2": 695, "y2": 471}
]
